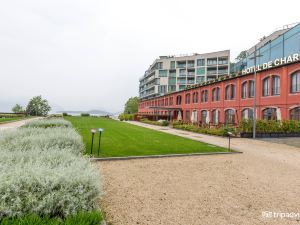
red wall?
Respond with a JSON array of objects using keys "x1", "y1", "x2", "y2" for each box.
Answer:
[{"x1": 138, "y1": 62, "x2": 300, "y2": 123}]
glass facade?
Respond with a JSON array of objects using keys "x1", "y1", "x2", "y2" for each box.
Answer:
[
  {"x1": 231, "y1": 23, "x2": 300, "y2": 73},
  {"x1": 159, "y1": 70, "x2": 167, "y2": 77}
]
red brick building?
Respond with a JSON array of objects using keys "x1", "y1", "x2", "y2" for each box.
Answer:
[{"x1": 138, "y1": 61, "x2": 300, "y2": 125}]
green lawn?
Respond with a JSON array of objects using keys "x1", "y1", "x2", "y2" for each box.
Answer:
[
  {"x1": 66, "y1": 116, "x2": 229, "y2": 157},
  {"x1": 0, "y1": 117, "x2": 25, "y2": 124}
]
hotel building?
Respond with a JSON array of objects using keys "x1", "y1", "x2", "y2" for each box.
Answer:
[
  {"x1": 138, "y1": 23, "x2": 300, "y2": 124},
  {"x1": 139, "y1": 50, "x2": 230, "y2": 100}
]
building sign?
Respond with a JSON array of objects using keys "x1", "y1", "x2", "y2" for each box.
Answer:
[{"x1": 242, "y1": 53, "x2": 300, "y2": 75}]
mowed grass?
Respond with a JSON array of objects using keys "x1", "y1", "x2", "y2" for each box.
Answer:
[
  {"x1": 0, "y1": 117, "x2": 25, "y2": 124},
  {"x1": 66, "y1": 116, "x2": 229, "y2": 157}
]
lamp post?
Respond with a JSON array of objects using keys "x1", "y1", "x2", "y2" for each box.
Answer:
[
  {"x1": 97, "y1": 128, "x2": 104, "y2": 156},
  {"x1": 227, "y1": 131, "x2": 233, "y2": 151},
  {"x1": 90, "y1": 128, "x2": 96, "y2": 155},
  {"x1": 249, "y1": 45, "x2": 263, "y2": 139}
]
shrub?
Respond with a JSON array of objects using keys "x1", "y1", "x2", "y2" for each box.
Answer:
[
  {"x1": 0, "y1": 127, "x2": 84, "y2": 155},
  {"x1": 23, "y1": 119, "x2": 72, "y2": 128},
  {"x1": 80, "y1": 113, "x2": 90, "y2": 117},
  {"x1": 118, "y1": 113, "x2": 134, "y2": 121},
  {"x1": 62, "y1": 113, "x2": 68, "y2": 116}
]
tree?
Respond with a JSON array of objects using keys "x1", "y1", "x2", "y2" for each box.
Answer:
[
  {"x1": 235, "y1": 50, "x2": 247, "y2": 61},
  {"x1": 124, "y1": 97, "x2": 139, "y2": 114},
  {"x1": 26, "y1": 96, "x2": 51, "y2": 116},
  {"x1": 12, "y1": 104, "x2": 24, "y2": 113}
]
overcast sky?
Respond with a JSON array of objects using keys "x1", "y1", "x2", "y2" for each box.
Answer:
[{"x1": 0, "y1": 0, "x2": 299, "y2": 113}]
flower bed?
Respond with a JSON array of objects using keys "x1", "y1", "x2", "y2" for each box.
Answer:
[{"x1": 0, "y1": 119, "x2": 101, "y2": 221}]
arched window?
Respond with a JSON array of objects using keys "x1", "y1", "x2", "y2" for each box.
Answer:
[
  {"x1": 165, "y1": 98, "x2": 168, "y2": 106},
  {"x1": 212, "y1": 87, "x2": 220, "y2": 101},
  {"x1": 241, "y1": 82, "x2": 247, "y2": 99},
  {"x1": 201, "y1": 110, "x2": 207, "y2": 124},
  {"x1": 225, "y1": 84, "x2": 235, "y2": 100},
  {"x1": 290, "y1": 107, "x2": 300, "y2": 121},
  {"x1": 225, "y1": 109, "x2": 235, "y2": 124},
  {"x1": 201, "y1": 90, "x2": 208, "y2": 102},
  {"x1": 241, "y1": 108, "x2": 253, "y2": 120},
  {"x1": 185, "y1": 93, "x2": 191, "y2": 104},
  {"x1": 262, "y1": 77, "x2": 270, "y2": 96},
  {"x1": 249, "y1": 80, "x2": 255, "y2": 98},
  {"x1": 169, "y1": 97, "x2": 173, "y2": 106},
  {"x1": 263, "y1": 108, "x2": 277, "y2": 120},
  {"x1": 192, "y1": 92, "x2": 198, "y2": 103},
  {"x1": 272, "y1": 76, "x2": 280, "y2": 95},
  {"x1": 291, "y1": 71, "x2": 300, "y2": 93},
  {"x1": 212, "y1": 109, "x2": 220, "y2": 125},
  {"x1": 176, "y1": 95, "x2": 182, "y2": 105}
]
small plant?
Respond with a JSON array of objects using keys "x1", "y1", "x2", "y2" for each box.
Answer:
[{"x1": 80, "y1": 113, "x2": 90, "y2": 117}]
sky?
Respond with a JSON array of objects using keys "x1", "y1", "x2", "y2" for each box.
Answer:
[{"x1": 0, "y1": 0, "x2": 299, "y2": 113}]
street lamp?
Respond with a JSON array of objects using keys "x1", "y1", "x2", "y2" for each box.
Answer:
[
  {"x1": 227, "y1": 131, "x2": 233, "y2": 151},
  {"x1": 249, "y1": 45, "x2": 263, "y2": 139},
  {"x1": 90, "y1": 128, "x2": 96, "y2": 155},
  {"x1": 97, "y1": 128, "x2": 104, "y2": 156}
]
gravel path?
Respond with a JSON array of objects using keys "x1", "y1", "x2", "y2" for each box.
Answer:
[
  {"x1": 0, "y1": 118, "x2": 38, "y2": 131},
  {"x1": 96, "y1": 122, "x2": 300, "y2": 225}
]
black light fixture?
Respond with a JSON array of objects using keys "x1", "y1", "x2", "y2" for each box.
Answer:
[
  {"x1": 90, "y1": 128, "x2": 96, "y2": 155},
  {"x1": 97, "y1": 128, "x2": 104, "y2": 156}
]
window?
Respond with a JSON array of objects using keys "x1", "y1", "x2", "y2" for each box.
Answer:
[
  {"x1": 212, "y1": 109, "x2": 220, "y2": 125},
  {"x1": 249, "y1": 80, "x2": 254, "y2": 98},
  {"x1": 241, "y1": 108, "x2": 253, "y2": 120},
  {"x1": 169, "y1": 70, "x2": 176, "y2": 77},
  {"x1": 196, "y1": 68, "x2": 205, "y2": 75},
  {"x1": 170, "y1": 61, "x2": 175, "y2": 69},
  {"x1": 192, "y1": 92, "x2": 198, "y2": 103},
  {"x1": 168, "y1": 85, "x2": 176, "y2": 92},
  {"x1": 242, "y1": 82, "x2": 247, "y2": 99},
  {"x1": 185, "y1": 110, "x2": 190, "y2": 121},
  {"x1": 185, "y1": 93, "x2": 191, "y2": 104},
  {"x1": 291, "y1": 71, "x2": 300, "y2": 93},
  {"x1": 201, "y1": 90, "x2": 208, "y2": 102},
  {"x1": 169, "y1": 97, "x2": 173, "y2": 106},
  {"x1": 165, "y1": 98, "x2": 168, "y2": 106},
  {"x1": 168, "y1": 77, "x2": 176, "y2": 85},
  {"x1": 290, "y1": 107, "x2": 300, "y2": 121},
  {"x1": 263, "y1": 108, "x2": 277, "y2": 120},
  {"x1": 201, "y1": 110, "x2": 207, "y2": 124},
  {"x1": 225, "y1": 109, "x2": 235, "y2": 124},
  {"x1": 159, "y1": 70, "x2": 167, "y2": 77},
  {"x1": 272, "y1": 76, "x2": 280, "y2": 95},
  {"x1": 262, "y1": 77, "x2": 270, "y2": 96},
  {"x1": 212, "y1": 87, "x2": 220, "y2": 101},
  {"x1": 158, "y1": 85, "x2": 167, "y2": 94},
  {"x1": 207, "y1": 58, "x2": 217, "y2": 65},
  {"x1": 225, "y1": 84, "x2": 235, "y2": 100},
  {"x1": 196, "y1": 76, "x2": 205, "y2": 83},
  {"x1": 176, "y1": 95, "x2": 182, "y2": 105},
  {"x1": 218, "y1": 57, "x2": 228, "y2": 65},
  {"x1": 197, "y1": 59, "x2": 205, "y2": 66}
]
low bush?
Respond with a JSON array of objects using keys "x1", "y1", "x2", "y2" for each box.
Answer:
[
  {"x1": 0, "y1": 119, "x2": 101, "y2": 220},
  {"x1": 238, "y1": 119, "x2": 300, "y2": 133},
  {"x1": 118, "y1": 113, "x2": 134, "y2": 121},
  {"x1": 0, "y1": 114, "x2": 25, "y2": 118},
  {"x1": 80, "y1": 113, "x2": 90, "y2": 117},
  {"x1": 0, "y1": 211, "x2": 102, "y2": 225},
  {"x1": 23, "y1": 118, "x2": 72, "y2": 128},
  {"x1": 0, "y1": 127, "x2": 84, "y2": 154},
  {"x1": 140, "y1": 118, "x2": 162, "y2": 126}
]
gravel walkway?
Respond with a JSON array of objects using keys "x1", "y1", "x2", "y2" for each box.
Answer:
[
  {"x1": 0, "y1": 118, "x2": 38, "y2": 131},
  {"x1": 96, "y1": 122, "x2": 300, "y2": 225}
]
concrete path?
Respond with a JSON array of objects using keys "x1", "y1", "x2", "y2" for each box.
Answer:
[
  {"x1": 0, "y1": 118, "x2": 38, "y2": 131},
  {"x1": 97, "y1": 121, "x2": 300, "y2": 225}
]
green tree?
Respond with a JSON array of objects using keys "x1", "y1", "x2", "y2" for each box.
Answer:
[
  {"x1": 124, "y1": 97, "x2": 139, "y2": 114},
  {"x1": 235, "y1": 50, "x2": 247, "y2": 61},
  {"x1": 26, "y1": 96, "x2": 51, "y2": 116},
  {"x1": 12, "y1": 104, "x2": 24, "y2": 113}
]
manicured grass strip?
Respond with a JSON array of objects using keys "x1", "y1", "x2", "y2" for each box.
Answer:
[
  {"x1": 0, "y1": 117, "x2": 25, "y2": 124},
  {"x1": 0, "y1": 211, "x2": 102, "y2": 225},
  {"x1": 65, "y1": 116, "x2": 230, "y2": 157}
]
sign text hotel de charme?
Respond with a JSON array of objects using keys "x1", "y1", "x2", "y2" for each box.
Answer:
[{"x1": 242, "y1": 53, "x2": 300, "y2": 75}]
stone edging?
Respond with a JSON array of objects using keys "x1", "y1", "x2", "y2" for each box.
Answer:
[{"x1": 90, "y1": 151, "x2": 242, "y2": 161}]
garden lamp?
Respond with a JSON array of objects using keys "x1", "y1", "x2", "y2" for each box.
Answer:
[
  {"x1": 97, "y1": 128, "x2": 104, "y2": 156},
  {"x1": 90, "y1": 128, "x2": 96, "y2": 155}
]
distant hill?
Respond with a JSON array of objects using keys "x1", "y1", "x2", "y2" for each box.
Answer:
[{"x1": 57, "y1": 109, "x2": 113, "y2": 116}]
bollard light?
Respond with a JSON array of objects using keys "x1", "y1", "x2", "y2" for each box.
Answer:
[
  {"x1": 90, "y1": 128, "x2": 96, "y2": 155},
  {"x1": 97, "y1": 128, "x2": 104, "y2": 156},
  {"x1": 227, "y1": 131, "x2": 233, "y2": 151}
]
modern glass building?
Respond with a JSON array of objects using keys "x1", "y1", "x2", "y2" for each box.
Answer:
[
  {"x1": 139, "y1": 50, "x2": 230, "y2": 100},
  {"x1": 231, "y1": 23, "x2": 300, "y2": 73}
]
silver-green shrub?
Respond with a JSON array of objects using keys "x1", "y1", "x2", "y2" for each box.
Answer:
[
  {"x1": 0, "y1": 119, "x2": 101, "y2": 219},
  {"x1": 0, "y1": 149, "x2": 100, "y2": 218},
  {"x1": 0, "y1": 127, "x2": 84, "y2": 154},
  {"x1": 23, "y1": 118, "x2": 72, "y2": 128}
]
